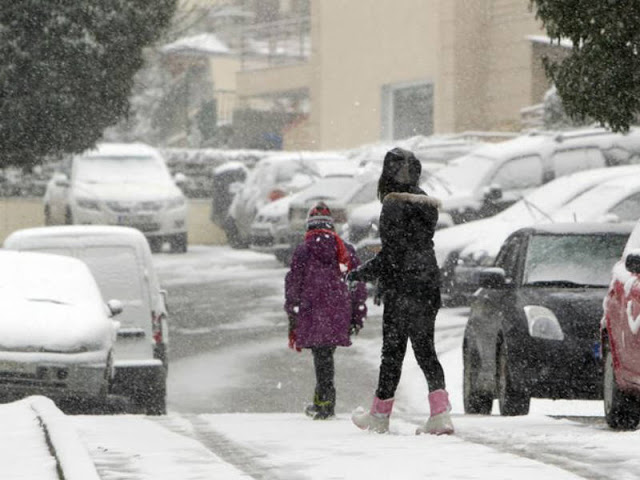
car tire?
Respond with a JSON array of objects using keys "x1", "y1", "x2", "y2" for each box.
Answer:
[
  {"x1": 603, "y1": 339, "x2": 640, "y2": 430},
  {"x1": 44, "y1": 205, "x2": 53, "y2": 226},
  {"x1": 224, "y1": 218, "x2": 248, "y2": 249},
  {"x1": 64, "y1": 207, "x2": 73, "y2": 225},
  {"x1": 148, "y1": 237, "x2": 164, "y2": 253},
  {"x1": 497, "y1": 341, "x2": 530, "y2": 416},
  {"x1": 170, "y1": 233, "x2": 188, "y2": 253},
  {"x1": 463, "y1": 345, "x2": 493, "y2": 414},
  {"x1": 142, "y1": 378, "x2": 167, "y2": 416}
]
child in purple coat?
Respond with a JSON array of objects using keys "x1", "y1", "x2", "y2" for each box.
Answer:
[{"x1": 285, "y1": 202, "x2": 367, "y2": 420}]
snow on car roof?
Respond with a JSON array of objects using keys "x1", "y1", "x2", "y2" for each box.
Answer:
[
  {"x1": 467, "y1": 134, "x2": 555, "y2": 160},
  {"x1": 213, "y1": 161, "x2": 249, "y2": 174},
  {"x1": 514, "y1": 222, "x2": 636, "y2": 237},
  {"x1": 0, "y1": 250, "x2": 103, "y2": 305},
  {"x1": 81, "y1": 142, "x2": 162, "y2": 159},
  {"x1": 4, "y1": 225, "x2": 148, "y2": 247}
]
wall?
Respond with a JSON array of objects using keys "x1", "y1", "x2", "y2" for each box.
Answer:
[
  {"x1": 0, "y1": 198, "x2": 226, "y2": 246},
  {"x1": 311, "y1": 0, "x2": 439, "y2": 151}
]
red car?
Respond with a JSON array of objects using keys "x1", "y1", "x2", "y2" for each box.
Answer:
[{"x1": 601, "y1": 221, "x2": 640, "y2": 429}]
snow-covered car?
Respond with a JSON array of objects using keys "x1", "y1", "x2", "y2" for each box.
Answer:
[
  {"x1": 249, "y1": 195, "x2": 294, "y2": 264},
  {"x1": 225, "y1": 152, "x2": 356, "y2": 248},
  {"x1": 210, "y1": 161, "x2": 249, "y2": 227},
  {"x1": 0, "y1": 250, "x2": 121, "y2": 405},
  {"x1": 4, "y1": 225, "x2": 169, "y2": 415},
  {"x1": 438, "y1": 165, "x2": 640, "y2": 304},
  {"x1": 601, "y1": 219, "x2": 640, "y2": 430},
  {"x1": 287, "y1": 175, "x2": 379, "y2": 252},
  {"x1": 463, "y1": 223, "x2": 633, "y2": 416},
  {"x1": 427, "y1": 128, "x2": 640, "y2": 225},
  {"x1": 43, "y1": 142, "x2": 188, "y2": 253}
]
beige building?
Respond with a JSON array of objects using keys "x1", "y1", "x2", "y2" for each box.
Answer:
[{"x1": 162, "y1": 0, "x2": 567, "y2": 150}]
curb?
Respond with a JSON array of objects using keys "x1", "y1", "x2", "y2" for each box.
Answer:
[{"x1": 28, "y1": 396, "x2": 100, "y2": 480}]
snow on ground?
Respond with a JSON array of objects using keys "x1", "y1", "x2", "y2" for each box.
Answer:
[{"x1": 3, "y1": 246, "x2": 640, "y2": 479}]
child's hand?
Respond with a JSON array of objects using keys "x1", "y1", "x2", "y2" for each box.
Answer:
[{"x1": 288, "y1": 329, "x2": 302, "y2": 352}]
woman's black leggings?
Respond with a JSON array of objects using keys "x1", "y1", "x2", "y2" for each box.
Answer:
[{"x1": 375, "y1": 292, "x2": 445, "y2": 400}]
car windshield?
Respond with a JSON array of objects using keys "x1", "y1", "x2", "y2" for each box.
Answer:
[
  {"x1": 523, "y1": 233, "x2": 628, "y2": 287},
  {"x1": 425, "y1": 154, "x2": 494, "y2": 192},
  {"x1": 74, "y1": 155, "x2": 172, "y2": 184}
]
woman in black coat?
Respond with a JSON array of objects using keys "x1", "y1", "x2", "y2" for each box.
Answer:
[{"x1": 347, "y1": 147, "x2": 454, "y2": 435}]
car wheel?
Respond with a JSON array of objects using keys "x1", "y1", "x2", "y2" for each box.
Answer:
[
  {"x1": 463, "y1": 345, "x2": 493, "y2": 414},
  {"x1": 603, "y1": 339, "x2": 640, "y2": 430},
  {"x1": 170, "y1": 233, "x2": 188, "y2": 253},
  {"x1": 44, "y1": 205, "x2": 53, "y2": 226},
  {"x1": 148, "y1": 237, "x2": 164, "y2": 253},
  {"x1": 64, "y1": 207, "x2": 73, "y2": 225},
  {"x1": 140, "y1": 378, "x2": 167, "y2": 416},
  {"x1": 497, "y1": 341, "x2": 530, "y2": 416},
  {"x1": 224, "y1": 217, "x2": 248, "y2": 249}
]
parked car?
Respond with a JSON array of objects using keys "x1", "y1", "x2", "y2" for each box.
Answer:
[
  {"x1": 463, "y1": 223, "x2": 633, "y2": 416},
  {"x1": 438, "y1": 165, "x2": 640, "y2": 304},
  {"x1": 0, "y1": 250, "x2": 120, "y2": 405},
  {"x1": 601, "y1": 219, "x2": 640, "y2": 429},
  {"x1": 428, "y1": 127, "x2": 640, "y2": 226},
  {"x1": 249, "y1": 195, "x2": 294, "y2": 264},
  {"x1": 210, "y1": 161, "x2": 249, "y2": 227},
  {"x1": 43, "y1": 142, "x2": 188, "y2": 253},
  {"x1": 4, "y1": 225, "x2": 169, "y2": 415},
  {"x1": 227, "y1": 152, "x2": 357, "y2": 248},
  {"x1": 287, "y1": 176, "x2": 378, "y2": 250}
]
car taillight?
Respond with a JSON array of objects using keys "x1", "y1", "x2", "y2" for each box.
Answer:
[
  {"x1": 152, "y1": 311, "x2": 163, "y2": 345},
  {"x1": 268, "y1": 189, "x2": 286, "y2": 202}
]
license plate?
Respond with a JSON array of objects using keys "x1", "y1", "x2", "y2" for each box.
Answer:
[
  {"x1": 118, "y1": 214, "x2": 154, "y2": 225},
  {"x1": 0, "y1": 361, "x2": 37, "y2": 375}
]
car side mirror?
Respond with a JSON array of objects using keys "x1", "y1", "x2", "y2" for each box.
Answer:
[
  {"x1": 53, "y1": 173, "x2": 70, "y2": 187},
  {"x1": 107, "y1": 299, "x2": 124, "y2": 317},
  {"x1": 626, "y1": 253, "x2": 640, "y2": 274},
  {"x1": 478, "y1": 267, "x2": 507, "y2": 289},
  {"x1": 483, "y1": 185, "x2": 503, "y2": 202}
]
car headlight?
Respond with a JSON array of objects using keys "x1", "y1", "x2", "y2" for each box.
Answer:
[
  {"x1": 76, "y1": 197, "x2": 100, "y2": 210},
  {"x1": 523, "y1": 305, "x2": 564, "y2": 341},
  {"x1": 166, "y1": 196, "x2": 186, "y2": 209}
]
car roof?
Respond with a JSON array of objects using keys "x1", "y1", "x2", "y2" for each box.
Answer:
[
  {"x1": 4, "y1": 225, "x2": 149, "y2": 248},
  {"x1": 513, "y1": 222, "x2": 636, "y2": 237},
  {"x1": 468, "y1": 134, "x2": 555, "y2": 160},
  {"x1": 80, "y1": 142, "x2": 162, "y2": 158}
]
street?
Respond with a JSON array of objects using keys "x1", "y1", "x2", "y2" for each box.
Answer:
[{"x1": 63, "y1": 245, "x2": 640, "y2": 479}]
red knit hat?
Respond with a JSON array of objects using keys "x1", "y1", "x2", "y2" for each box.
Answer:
[{"x1": 306, "y1": 201, "x2": 334, "y2": 231}]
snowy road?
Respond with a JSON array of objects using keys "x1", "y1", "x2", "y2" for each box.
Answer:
[{"x1": 64, "y1": 246, "x2": 640, "y2": 479}]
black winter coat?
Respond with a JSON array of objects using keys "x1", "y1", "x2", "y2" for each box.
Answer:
[{"x1": 352, "y1": 186, "x2": 441, "y2": 303}]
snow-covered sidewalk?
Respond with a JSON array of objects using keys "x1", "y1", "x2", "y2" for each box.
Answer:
[{"x1": 0, "y1": 396, "x2": 99, "y2": 480}]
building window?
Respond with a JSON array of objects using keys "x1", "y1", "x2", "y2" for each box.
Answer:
[{"x1": 382, "y1": 81, "x2": 433, "y2": 140}]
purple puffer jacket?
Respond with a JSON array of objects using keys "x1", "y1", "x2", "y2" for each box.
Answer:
[{"x1": 285, "y1": 231, "x2": 367, "y2": 348}]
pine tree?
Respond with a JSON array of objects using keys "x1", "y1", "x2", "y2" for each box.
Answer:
[
  {"x1": 0, "y1": 0, "x2": 177, "y2": 169},
  {"x1": 531, "y1": 0, "x2": 640, "y2": 132}
]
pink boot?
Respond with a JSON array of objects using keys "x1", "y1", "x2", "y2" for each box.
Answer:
[
  {"x1": 352, "y1": 396, "x2": 394, "y2": 433},
  {"x1": 416, "y1": 389, "x2": 454, "y2": 435}
]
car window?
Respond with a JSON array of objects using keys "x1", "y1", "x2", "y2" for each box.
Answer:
[
  {"x1": 523, "y1": 233, "x2": 628, "y2": 286},
  {"x1": 609, "y1": 192, "x2": 640, "y2": 221},
  {"x1": 78, "y1": 246, "x2": 147, "y2": 327},
  {"x1": 350, "y1": 181, "x2": 378, "y2": 204},
  {"x1": 552, "y1": 147, "x2": 606, "y2": 177},
  {"x1": 491, "y1": 155, "x2": 543, "y2": 190},
  {"x1": 494, "y1": 236, "x2": 521, "y2": 278}
]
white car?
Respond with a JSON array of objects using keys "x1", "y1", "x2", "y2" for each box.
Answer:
[
  {"x1": 445, "y1": 165, "x2": 640, "y2": 302},
  {"x1": 43, "y1": 142, "x2": 188, "y2": 253},
  {"x1": 226, "y1": 152, "x2": 356, "y2": 248},
  {"x1": 427, "y1": 128, "x2": 640, "y2": 225},
  {"x1": 4, "y1": 225, "x2": 170, "y2": 415},
  {"x1": 0, "y1": 250, "x2": 120, "y2": 405}
]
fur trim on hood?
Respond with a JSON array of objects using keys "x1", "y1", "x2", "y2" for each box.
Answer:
[{"x1": 383, "y1": 192, "x2": 442, "y2": 209}]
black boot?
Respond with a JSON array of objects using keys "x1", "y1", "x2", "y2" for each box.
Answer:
[{"x1": 313, "y1": 387, "x2": 335, "y2": 420}]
